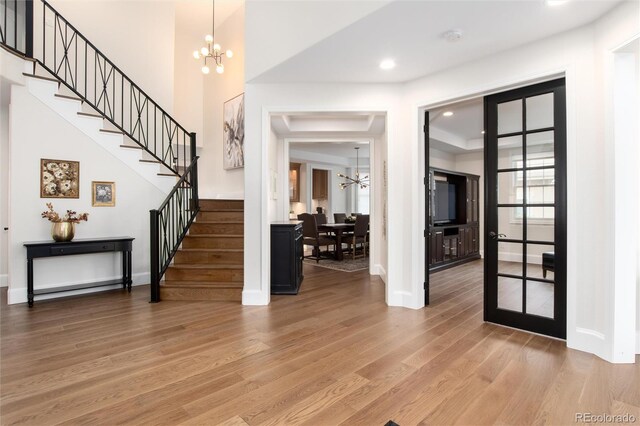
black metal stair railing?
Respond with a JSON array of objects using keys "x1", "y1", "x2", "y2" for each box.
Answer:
[
  {"x1": 37, "y1": 0, "x2": 191, "y2": 176},
  {"x1": 150, "y1": 136, "x2": 200, "y2": 302},
  {"x1": 1, "y1": 0, "x2": 203, "y2": 302},
  {"x1": 0, "y1": 0, "x2": 33, "y2": 57}
]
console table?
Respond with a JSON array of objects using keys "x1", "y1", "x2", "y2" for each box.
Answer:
[{"x1": 23, "y1": 237, "x2": 134, "y2": 307}]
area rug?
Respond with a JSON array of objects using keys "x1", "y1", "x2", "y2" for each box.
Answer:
[{"x1": 303, "y1": 256, "x2": 369, "y2": 272}]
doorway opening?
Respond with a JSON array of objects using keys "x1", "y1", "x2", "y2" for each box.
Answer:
[
  {"x1": 269, "y1": 112, "x2": 386, "y2": 293},
  {"x1": 424, "y1": 78, "x2": 568, "y2": 339}
]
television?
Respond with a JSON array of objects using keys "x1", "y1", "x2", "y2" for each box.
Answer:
[{"x1": 434, "y1": 181, "x2": 457, "y2": 224}]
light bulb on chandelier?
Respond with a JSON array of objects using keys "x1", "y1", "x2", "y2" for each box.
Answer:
[{"x1": 193, "y1": 0, "x2": 232, "y2": 75}]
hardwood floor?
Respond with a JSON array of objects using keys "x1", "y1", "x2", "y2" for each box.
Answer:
[{"x1": 1, "y1": 260, "x2": 638, "y2": 425}]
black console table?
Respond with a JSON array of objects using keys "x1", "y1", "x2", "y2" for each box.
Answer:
[{"x1": 23, "y1": 237, "x2": 134, "y2": 307}]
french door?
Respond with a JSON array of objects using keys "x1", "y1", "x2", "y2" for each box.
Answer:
[{"x1": 484, "y1": 78, "x2": 567, "y2": 339}]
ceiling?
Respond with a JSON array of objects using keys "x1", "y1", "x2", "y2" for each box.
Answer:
[
  {"x1": 291, "y1": 142, "x2": 370, "y2": 160},
  {"x1": 176, "y1": 0, "x2": 243, "y2": 37},
  {"x1": 252, "y1": 0, "x2": 621, "y2": 84},
  {"x1": 272, "y1": 112, "x2": 381, "y2": 164}
]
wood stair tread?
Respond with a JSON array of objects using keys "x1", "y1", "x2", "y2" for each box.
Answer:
[
  {"x1": 120, "y1": 144, "x2": 143, "y2": 150},
  {"x1": 179, "y1": 248, "x2": 243, "y2": 252},
  {"x1": 168, "y1": 264, "x2": 243, "y2": 270},
  {"x1": 23, "y1": 72, "x2": 59, "y2": 83},
  {"x1": 161, "y1": 281, "x2": 243, "y2": 288},
  {"x1": 100, "y1": 128, "x2": 125, "y2": 135},
  {"x1": 77, "y1": 111, "x2": 103, "y2": 119},
  {"x1": 54, "y1": 93, "x2": 82, "y2": 102},
  {"x1": 185, "y1": 234, "x2": 243, "y2": 238},
  {"x1": 193, "y1": 221, "x2": 244, "y2": 224}
]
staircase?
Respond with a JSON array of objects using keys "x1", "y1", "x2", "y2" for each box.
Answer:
[
  {"x1": 1, "y1": 0, "x2": 245, "y2": 303},
  {"x1": 160, "y1": 200, "x2": 244, "y2": 301}
]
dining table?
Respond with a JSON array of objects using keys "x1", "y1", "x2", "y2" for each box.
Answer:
[{"x1": 317, "y1": 223, "x2": 354, "y2": 261}]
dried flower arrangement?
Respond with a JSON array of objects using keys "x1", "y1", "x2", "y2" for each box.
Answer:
[{"x1": 41, "y1": 203, "x2": 89, "y2": 223}]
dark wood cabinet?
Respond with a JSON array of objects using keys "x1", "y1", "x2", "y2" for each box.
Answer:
[
  {"x1": 289, "y1": 162, "x2": 301, "y2": 202},
  {"x1": 312, "y1": 169, "x2": 329, "y2": 200},
  {"x1": 271, "y1": 222, "x2": 304, "y2": 294},
  {"x1": 428, "y1": 168, "x2": 480, "y2": 272}
]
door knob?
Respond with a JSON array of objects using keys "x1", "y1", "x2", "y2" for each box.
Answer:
[{"x1": 489, "y1": 231, "x2": 507, "y2": 240}]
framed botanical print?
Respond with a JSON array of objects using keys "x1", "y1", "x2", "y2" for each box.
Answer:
[
  {"x1": 92, "y1": 181, "x2": 115, "y2": 207},
  {"x1": 223, "y1": 93, "x2": 245, "y2": 170},
  {"x1": 40, "y1": 159, "x2": 80, "y2": 198}
]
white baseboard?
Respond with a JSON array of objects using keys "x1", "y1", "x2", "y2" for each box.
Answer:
[
  {"x1": 387, "y1": 290, "x2": 422, "y2": 310},
  {"x1": 636, "y1": 331, "x2": 640, "y2": 354},
  {"x1": 6, "y1": 272, "x2": 150, "y2": 305},
  {"x1": 200, "y1": 191, "x2": 244, "y2": 200},
  {"x1": 0, "y1": 274, "x2": 7, "y2": 288},
  {"x1": 568, "y1": 327, "x2": 608, "y2": 361},
  {"x1": 372, "y1": 264, "x2": 387, "y2": 284},
  {"x1": 242, "y1": 289, "x2": 269, "y2": 305}
]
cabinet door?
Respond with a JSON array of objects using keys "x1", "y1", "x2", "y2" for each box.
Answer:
[
  {"x1": 312, "y1": 169, "x2": 329, "y2": 200},
  {"x1": 444, "y1": 236, "x2": 459, "y2": 261},
  {"x1": 473, "y1": 225, "x2": 479, "y2": 253},
  {"x1": 289, "y1": 163, "x2": 301, "y2": 202},
  {"x1": 433, "y1": 231, "x2": 444, "y2": 263},
  {"x1": 471, "y1": 177, "x2": 479, "y2": 223},
  {"x1": 466, "y1": 178, "x2": 473, "y2": 223}
]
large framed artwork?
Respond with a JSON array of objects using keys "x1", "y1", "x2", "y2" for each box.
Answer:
[
  {"x1": 40, "y1": 159, "x2": 80, "y2": 198},
  {"x1": 223, "y1": 93, "x2": 245, "y2": 170}
]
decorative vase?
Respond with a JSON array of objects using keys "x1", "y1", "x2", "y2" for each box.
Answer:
[{"x1": 51, "y1": 222, "x2": 75, "y2": 242}]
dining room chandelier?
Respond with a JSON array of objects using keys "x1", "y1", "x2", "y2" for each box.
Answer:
[
  {"x1": 338, "y1": 147, "x2": 369, "y2": 189},
  {"x1": 192, "y1": 0, "x2": 233, "y2": 75}
]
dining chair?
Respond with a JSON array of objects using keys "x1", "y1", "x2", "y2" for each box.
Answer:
[
  {"x1": 346, "y1": 214, "x2": 369, "y2": 260},
  {"x1": 299, "y1": 213, "x2": 336, "y2": 263},
  {"x1": 334, "y1": 213, "x2": 347, "y2": 223}
]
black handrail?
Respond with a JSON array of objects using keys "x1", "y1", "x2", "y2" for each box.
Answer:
[
  {"x1": 150, "y1": 134, "x2": 200, "y2": 302},
  {"x1": 0, "y1": 0, "x2": 33, "y2": 57},
  {"x1": 38, "y1": 0, "x2": 191, "y2": 177}
]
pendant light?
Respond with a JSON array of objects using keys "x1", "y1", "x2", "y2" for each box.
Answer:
[{"x1": 192, "y1": 0, "x2": 232, "y2": 74}]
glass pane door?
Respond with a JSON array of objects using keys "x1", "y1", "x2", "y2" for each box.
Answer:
[{"x1": 484, "y1": 78, "x2": 566, "y2": 339}]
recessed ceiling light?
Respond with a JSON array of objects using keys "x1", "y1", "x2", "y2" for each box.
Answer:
[
  {"x1": 443, "y1": 111, "x2": 454, "y2": 117},
  {"x1": 546, "y1": 0, "x2": 569, "y2": 6},
  {"x1": 481, "y1": 130, "x2": 485, "y2": 134},
  {"x1": 379, "y1": 59, "x2": 396, "y2": 70},
  {"x1": 442, "y1": 30, "x2": 463, "y2": 42}
]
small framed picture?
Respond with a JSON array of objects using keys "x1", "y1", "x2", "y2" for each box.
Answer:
[
  {"x1": 92, "y1": 181, "x2": 115, "y2": 207},
  {"x1": 41, "y1": 159, "x2": 80, "y2": 198}
]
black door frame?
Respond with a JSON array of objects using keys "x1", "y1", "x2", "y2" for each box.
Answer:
[
  {"x1": 424, "y1": 110, "x2": 430, "y2": 305},
  {"x1": 483, "y1": 78, "x2": 567, "y2": 339}
]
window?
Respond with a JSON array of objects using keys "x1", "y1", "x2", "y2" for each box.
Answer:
[{"x1": 514, "y1": 156, "x2": 554, "y2": 221}]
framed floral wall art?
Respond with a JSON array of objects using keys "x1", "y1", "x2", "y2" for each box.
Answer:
[
  {"x1": 92, "y1": 181, "x2": 115, "y2": 207},
  {"x1": 40, "y1": 159, "x2": 80, "y2": 198},
  {"x1": 223, "y1": 93, "x2": 244, "y2": 170}
]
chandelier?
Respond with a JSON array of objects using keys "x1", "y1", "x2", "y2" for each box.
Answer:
[
  {"x1": 338, "y1": 147, "x2": 369, "y2": 189},
  {"x1": 192, "y1": 0, "x2": 233, "y2": 74}
]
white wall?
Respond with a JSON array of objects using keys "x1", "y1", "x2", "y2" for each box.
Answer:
[
  {"x1": 429, "y1": 148, "x2": 456, "y2": 170},
  {"x1": 1, "y1": 52, "x2": 28, "y2": 288},
  {"x1": 41, "y1": 1, "x2": 176, "y2": 114},
  {"x1": 200, "y1": 5, "x2": 245, "y2": 199},
  {"x1": 0, "y1": 82, "x2": 10, "y2": 287},
  {"x1": 245, "y1": 1, "x2": 639, "y2": 362},
  {"x1": 7, "y1": 84, "x2": 166, "y2": 304},
  {"x1": 173, "y1": 1, "x2": 205, "y2": 144}
]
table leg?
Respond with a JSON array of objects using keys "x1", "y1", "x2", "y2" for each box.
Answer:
[
  {"x1": 122, "y1": 250, "x2": 127, "y2": 290},
  {"x1": 334, "y1": 230, "x2": 343, "y2": 261},
  {"x1": 27, "y1": 258, "x2": 34, "y2": 307},
  {"x1": 127, "y1": 250, "x2": 132, "y2": 292}
]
